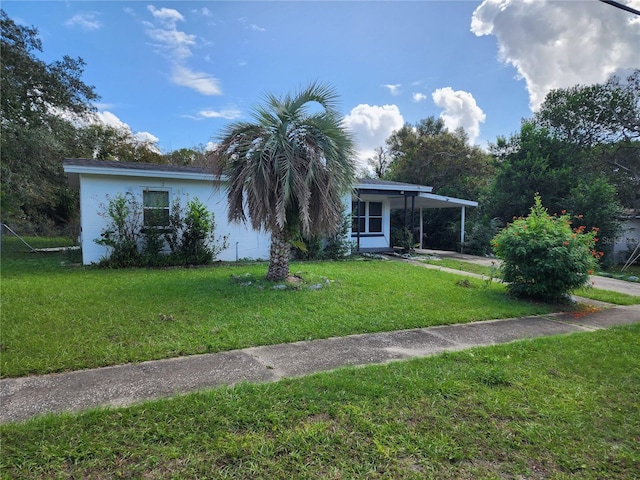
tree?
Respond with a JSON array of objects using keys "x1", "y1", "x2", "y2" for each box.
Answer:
[
  {"x1": 534, "y1": 70, "x2": 640, "y2": 208},
  {"x1": 384, "y1": 116, "x2": 494, "y2": 250},
  {"x1": 386, "y1": 117, "x2": 493, "y2": 200},
  {"x1": 1, "y1": 10, "x2": 98, "y2": 232},
  {"x1": 367, "y1": 146, "x2": 391, "y2": 179},
  {"x1": 488, "y1": 122, "x2": 576, "y2": 222},
  {"x1": 216, "y1": 82, "x2": 356, "y2": 280},
  {"x1": 487, "y1": 121, "x2": 623, "y2": 264}
]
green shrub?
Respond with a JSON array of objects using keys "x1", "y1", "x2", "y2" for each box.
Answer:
[
  {"x1": 292, "y1": 212, "x2": 353, "y2": 260},
  {"x1": 167, "y1": 198, "x2": 228, "y2": 265},
  {"x1": 491, "y1": 195, "x2": 600, "y2": 302},
  {"x1": 95, "y1": 194, "x2": 227, "y2": 268},
  {"x1": 95, "y1": 193, "x2": 143, "y2": 268},
  {"x1": 392, "y1": 227, "x2": 416, "y2": 254}
]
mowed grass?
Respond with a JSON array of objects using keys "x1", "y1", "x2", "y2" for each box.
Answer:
[
  {"x1": 2, "y1": 325, "x2": 638, "y2": 479},
  {"x1": 1, "y1": 237, "x2": 559, "y2": 378}
]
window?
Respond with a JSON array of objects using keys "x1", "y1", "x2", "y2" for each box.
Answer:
[
  {"x1": 143, "y1": 190, "x2": 170, "y2": 228},
  {"x1": 368, "y1": 202, "x2": 382, "y2": 233},
  {"x1": 352, "y1": 201, "x2": 383, "y2": 234}
]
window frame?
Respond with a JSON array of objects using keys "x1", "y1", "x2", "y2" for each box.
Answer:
[
  {"x1": 351, "y1": 200, "x2": 384, "y2": 236},
  {"x1": 142, "y1": 189, "x2": 171, "y2": 229}
]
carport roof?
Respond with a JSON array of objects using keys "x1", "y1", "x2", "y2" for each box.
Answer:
[{"x1": 355, "y1": 179, "x2": 477, "y2": 209}]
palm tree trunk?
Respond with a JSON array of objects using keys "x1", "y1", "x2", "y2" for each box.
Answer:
[{"x1": 266, "y1": 229, "x2": 291, "y2": 281}]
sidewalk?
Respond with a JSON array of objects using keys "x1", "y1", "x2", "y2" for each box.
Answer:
[{"x1": 2, "y1": 303, "x2": 639, "y2": 424}]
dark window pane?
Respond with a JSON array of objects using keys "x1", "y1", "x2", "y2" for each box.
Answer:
[
  {"x1": 369, "y1": 218, "x2": 382, "y2": 233},
  {"x1": 144, "y1": 208, "x2": 170, "y2": 227},
  {"x1": 369, "y1": 202, "x2": 382, "y2": 216},
  {"x1": 143, "y1": 191, "x2": 169, "y2": 208}
]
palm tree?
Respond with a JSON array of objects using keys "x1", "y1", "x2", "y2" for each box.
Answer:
[{"x1": 217, "y1": 82, "x2": 356, "y2": 280}]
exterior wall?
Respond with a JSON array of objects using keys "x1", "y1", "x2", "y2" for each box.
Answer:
[
  {"x1": 614, "y1": 217, "x2": 640, "y2": 263},
  {"x1": 349, "y1": 194, "x2": 391, "y2": 250},
  {"x1": 78, "y1": 173, "x2": 271, "y2": 264}
]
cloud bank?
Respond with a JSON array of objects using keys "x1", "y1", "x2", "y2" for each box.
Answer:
[
  {"x1": 432, "y1": 88, "x2": 486, "y2": 144},
  {"x1": 471, "y1": 0, "x2": 640, "y2": 110}
]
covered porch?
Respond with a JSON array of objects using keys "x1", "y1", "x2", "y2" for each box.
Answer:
[{"x1": 351, "y1": 179, "x2": 478, "y2": 253}]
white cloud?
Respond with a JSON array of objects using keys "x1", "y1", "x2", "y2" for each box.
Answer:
[
  {"x1": 171, "y1": 66, "x2": 222, "y2": 95},
  {"x1": 198, "y1": 108, "x2": 242, "y2": 119},
  {"x1": 471, "y1": 0, "x2": 640, "y2": 110},
  {"x1": 93, "y1": 111, "x2": 159, "y2": 145},
  {"x1": 65, "y1": 12, "x2": 102, "y2": 31},
  {"x1": 147, "y1": 5, "x2": 184, "y2": 27},
  {"x1": 381, "y1": 84, "x2": 402, "y2": 96},
  {"x1": 144, "y1": 5, "x2": 222, "y2": 96},
  {"x1": 432, "y1": 87, "x2": 486, "y2": 144},
  {"x1": 343, "y1": 104, "x2": 404, "y2": 167},
  {"x1": 251, "y1": 24, "x2": 266, "y2": 32},
  {"x1": 194, "y1": 7, "x2": 213, "y2": 17},
  {"x1": 412, "y1": 92, "x2": 427, "y2": 103}
]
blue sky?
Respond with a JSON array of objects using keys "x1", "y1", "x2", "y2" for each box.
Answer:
[{"x1": 4, "y1": 1, "x2": 639, "y2": 167}]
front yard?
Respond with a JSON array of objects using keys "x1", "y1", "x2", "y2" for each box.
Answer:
[{"x1": 2, "y1": 237, "x2": 560, "y2": 377}]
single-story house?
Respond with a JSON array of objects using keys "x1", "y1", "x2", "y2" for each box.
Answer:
[{"x1": 63, "y1": 159, "x2": 478, "y2": 265}]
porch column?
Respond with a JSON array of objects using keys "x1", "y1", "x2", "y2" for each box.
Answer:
[
  {"x1": 419, "y1": 207, "x2": 424, "y2": 249},
  {"x1": 403, "y1": 195, "x2": 408, "y2": 229},
  {"x1": 410, "y1": 195, "x2": 415, "y2": 233},
  {"x1": 460, "y1": 206, "x2": 466, "y2": 253},
  {"x1": 356, "y1": 193, "x2": 361, "y2": 251}
]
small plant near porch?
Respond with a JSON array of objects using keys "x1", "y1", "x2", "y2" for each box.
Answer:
[
  {"x1": 216, "y1": 82, "x2": 356, "y2": 281},
  {"x1": 492, "y1": 195, "x2": 600, "y2": 302}
]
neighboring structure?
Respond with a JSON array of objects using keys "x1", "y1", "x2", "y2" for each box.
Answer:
[
  {"x1": 63, "y1": 159, "x2": 478, "y2": 265},
  {"x1": 614, "y1": 210, "x2": 640, "y2": 264}
]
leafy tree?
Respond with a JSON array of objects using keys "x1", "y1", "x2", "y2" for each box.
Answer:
[
  {"x1": 488, "y1": 122, "x2": 575, "y2": 222},
  {"x1": 385, "y1": 116, "x2": 494, "y2": 250},
  {"x1": 216, "y1": 82, "x2": 356, "y2": 280},
  {"x1": 1, "y1": 10, "x2": 98, "y2": 232},
  {"x1": 74, "y1": 124, "x2": 163, "y2": 164},
  {"x1": 534, "y1": 70, "x2": 640, "y2": 208}
]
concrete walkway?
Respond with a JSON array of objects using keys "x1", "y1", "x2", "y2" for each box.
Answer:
[
  {"x1": 2, "y1": 304, "x2": 639, "y2": 424},
  {"x1": 2, "y1": 254, "x2": 639, "y2": 424}
]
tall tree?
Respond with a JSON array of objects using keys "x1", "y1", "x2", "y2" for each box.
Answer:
[
  {"x1": 386, "y1": 117, "x2": 493, "y2": 199},
  {"x1": 1, "y1": 10, "x2": 98, "y2": 232},
  {"x1": 385, "y1": 116, "x2": 494, "y2": 250},
  {"x1": 216, "y1": 82, "x2": 356, "y2": 280},
  {"x1": 534, "y1": 69, "x2": 640, "y2": 208},
  {"x1": 487, "y1": 121, "x2": 622, "y2": 263}
]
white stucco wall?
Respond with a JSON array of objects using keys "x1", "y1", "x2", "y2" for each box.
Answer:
[
  {"x1": 614, "y1": 217, "x2": 640, "y2": 263},
  {"x1": 77, "y1": 173, "x2": 270, "y2": 264}
]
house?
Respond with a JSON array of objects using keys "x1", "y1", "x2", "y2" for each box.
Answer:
[
  {"x1": 352, "y1": 178, "x2": 477, "y2": 251},
  {"x1": 614, "y1": 210, "x2": 640, "y2": 265},
  {"x1": 63, "y1": 159, "x2": 478, "y2": 265}
]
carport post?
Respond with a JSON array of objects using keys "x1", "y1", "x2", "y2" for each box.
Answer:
[
  {"x1": 419, "y1": 207, "x2": 424, "y2": 249},
  {"x1": 460, "y1": 206, "x2": 466, "y2": 253}
]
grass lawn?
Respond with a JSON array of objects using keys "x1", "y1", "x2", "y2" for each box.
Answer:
[
  {"x1": 2, "y1": 324, "x2": 638, "y2": 479},
  {"x1": 422, "y1": 258, "x2": 640, "y2": 306},
  {"x1": 2, "y1": 237, "x2": 559, "y2": 378}
]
